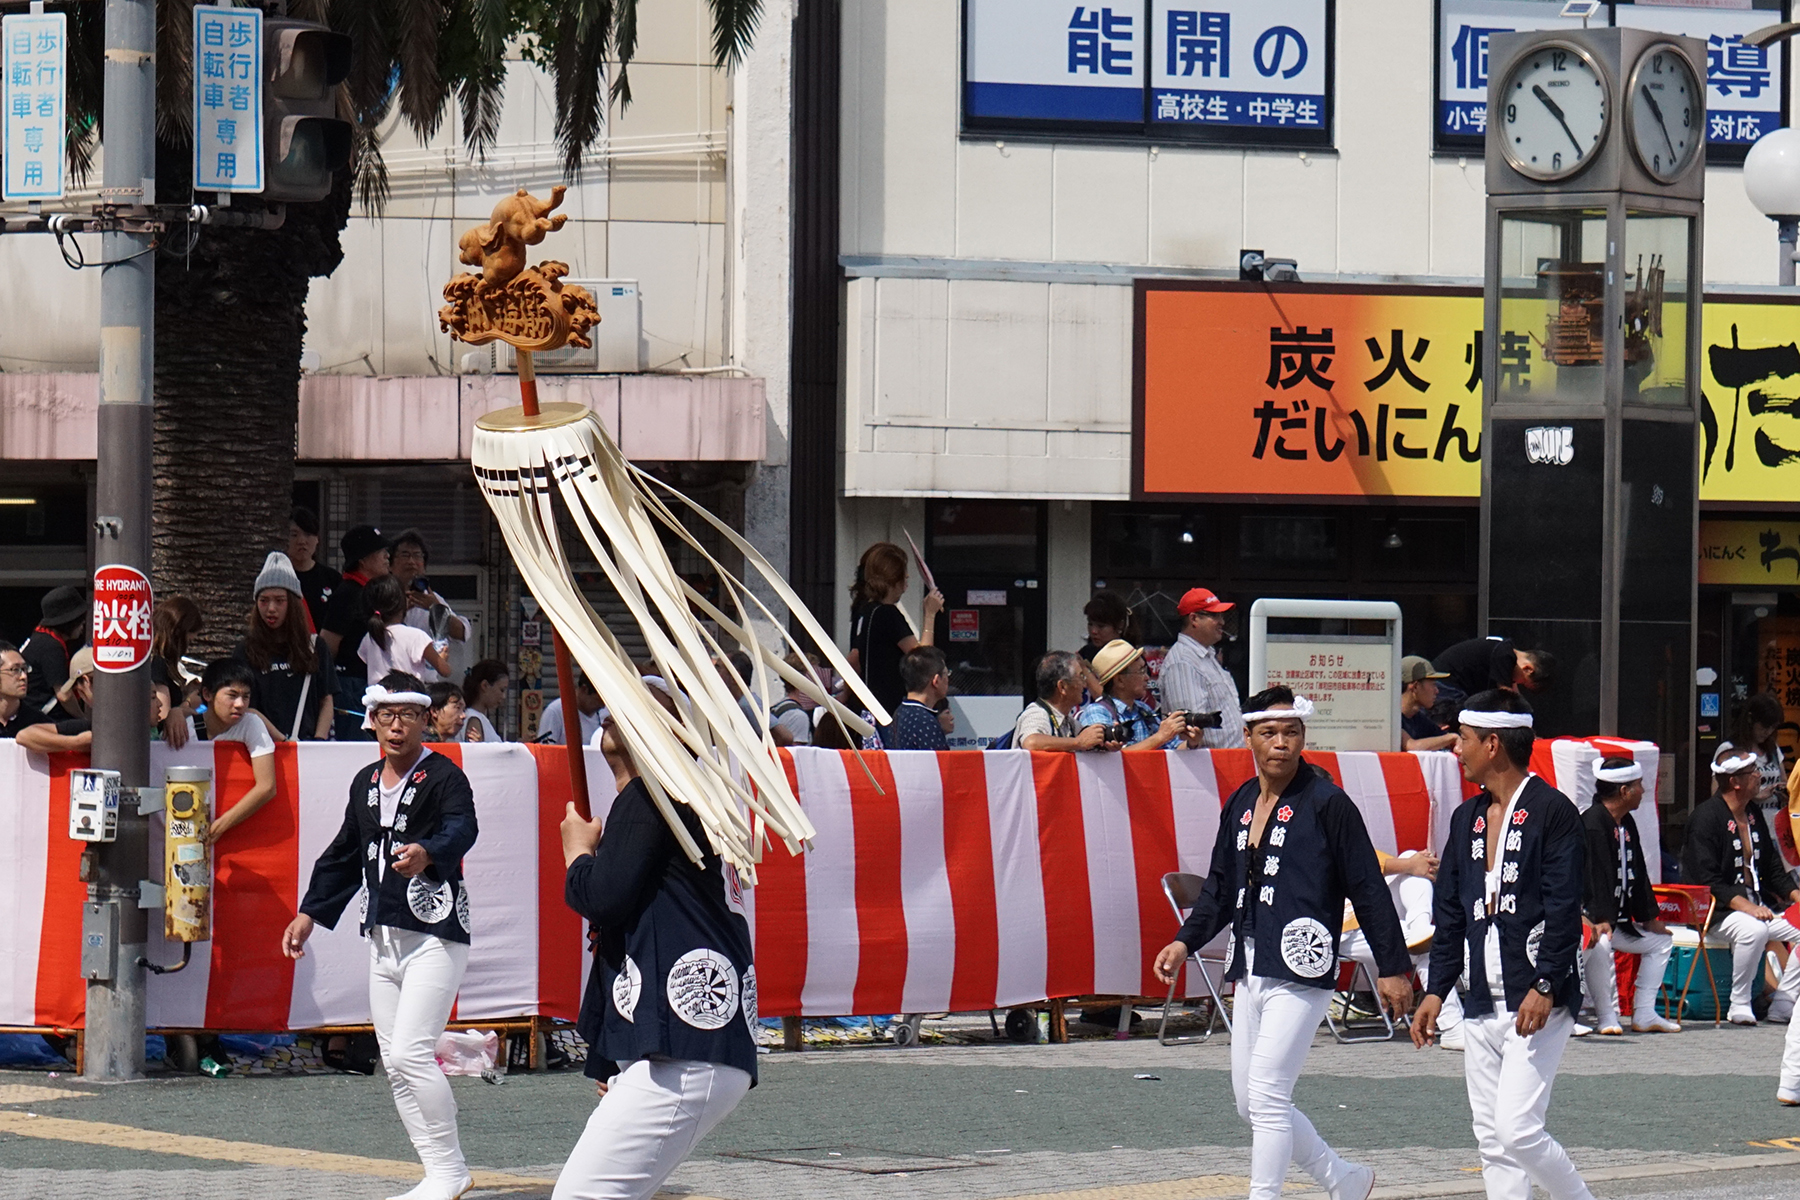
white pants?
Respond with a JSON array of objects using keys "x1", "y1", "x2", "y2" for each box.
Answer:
[
  {"x1": 1581, "y1": 927, "x2": 1673, "y2": 1028},
  {"x1": 370, "y1": 927, "x2": 471, "y2": 1185},
  {"x1": 1780, "y1": 1008, "x2": 1800, "y2": 1102},
  {"x1": 553, "y1": 1056, "x2": 752, "y2": 1200},
  {"x1": 1462, "y1": 1007, "x2": 1593, "y2": 1200},
  {"x1": 1231, "y1": 942, "x2": 1356, "y2": 1200},
  {"x1": 1341, "y1": 868, "x2": 1461, "y2": 1031},
  {"x1": 1713, "y1": 911, "x2": 1800, "y2": 1011}
]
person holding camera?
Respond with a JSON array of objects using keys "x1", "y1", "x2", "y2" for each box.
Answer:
[
  {"x1": 1156, "y1": 587, "x2": 1244, "y2": 749},
  {"x1": 1077, "y1": 640, "x2": 1198, "y2": 752},
  {"x1": 1012, "y1": 651, "x2": 1114, "y2": 753}
]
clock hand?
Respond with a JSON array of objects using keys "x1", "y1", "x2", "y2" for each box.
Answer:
[
  {"x1": 1640, "y1": 85, "x2": 1678, "y2": 161},
  {"x1": 1532, "y1": 83, "x2": 1586, "y2": 156}
]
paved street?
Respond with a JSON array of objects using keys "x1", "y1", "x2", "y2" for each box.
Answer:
[{"x1": 5, "y1": 1017, "x2": 1800, "y2": 1199}]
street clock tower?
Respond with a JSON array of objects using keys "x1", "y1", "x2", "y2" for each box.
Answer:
[{"x1": 1481, "y1": 28, "x2": 1703, "y2": 777}]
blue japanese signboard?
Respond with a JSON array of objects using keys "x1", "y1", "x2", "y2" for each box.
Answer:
[
  {"x1": 1434, "y1": 0, "x2": 1789, "y2": 158},
  {"x1": 1614, "y1": 0, "x2": 1787, "y2": 156},
  {"x1": 192, "y1": 4, "x2": 263, "y2": 193},
  {"x1": 963, "y1": 0, "x2": 1333, "y2": 143},
  {"x1": 3, "y1": 12, "x2": 66, "y2": 201}
]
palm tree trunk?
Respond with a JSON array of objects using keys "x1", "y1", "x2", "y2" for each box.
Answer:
[{"x1": 151, "y1": 143, "x2": 351, "y2": 657}]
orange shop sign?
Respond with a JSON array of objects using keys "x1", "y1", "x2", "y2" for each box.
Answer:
[
  {"x1": 1698, "y1": 520, "x2": 1800, "y2": 588},
  {"x1": 1135, "y1": 282, "x2": 1485, "y2": 500}
]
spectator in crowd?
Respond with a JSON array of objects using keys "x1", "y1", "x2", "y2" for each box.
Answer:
[
  {"x1": 768, "y1": 653, "x2": 816, "y2": 747},
  {"x1": 1013, "y1": 651, "x2": 1110, "y2": 752},
  {"x1": 881, "y1": 646, "x2": 952, "y2": 751},
  {"x1": 19, "y1": 585, "x2": 88, "y2": 718},
  {"x1": 462, "y1": 659, "x2": 508, "y2": 742},
  {"x1": 1155, "y1": 587, "x2": 1244, "y2": 749},
  {"x1": 1431, "y1": 635, "x2": 1555, "y2": 706},
  {"x1": 1076, "y1": 640, "x2": 1193, "y2": 752},
  {"x1": 1077, "y1": 591, "x2": 1133, "y2": 698},
  {"x1": 1722, "y1": 693, "x2": 1789, "y2": 844},
  {"x1": 1399, "y1": 656, "x2": 1457, "y2": 752},
  {"x1": 428, "y1": 682, "x2": 472, "y2": 742},
  {"x1": 238, "y1": 552, "x2": 335, "y2": 741},
  {"x1": 288, "y1": 506, "x2": 340, "y2": 632},
  {"x1": 937, "y1": 699, "x2": 955, "y2": 740},
  {"x1": 847, "y1": 542, "x2": 944, "y2": 719},
  {"x1": 323, "y1": 524, "x2": 391, "y2": 738},
  {"x1": 359, "y1": 576, "x2": 451, "y2": 686},
  {"x1": 1581, "y1": 758, "x2": 1679, "y2": 1036},
  {"x1": 0, "y1": 640, "x2": 90, "y2": 753},
  {"x1": 541, "y1": 674, "x2": 604, "y2": 747},
  {"x1": 1682, "y1": 743, "x2": 1800, "y2": 1026},
  {"x1": 153, "y1": 595, "x2": 205, "y2": 749},
  {"x1": 189, "y1": 659, "x2": 279, "y2": 845},
  {"x1": 389, "y1": 529, "x2": 469, "y2": 681}
]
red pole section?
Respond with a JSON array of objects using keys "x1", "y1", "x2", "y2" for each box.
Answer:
[{"x1": 517, "y1": 347, "x2": 541, "y2": 418}]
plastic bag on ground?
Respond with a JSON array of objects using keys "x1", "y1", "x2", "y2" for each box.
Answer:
[{"x1": 434, "y1": 1029, "x2": 498, "y2": 1076}]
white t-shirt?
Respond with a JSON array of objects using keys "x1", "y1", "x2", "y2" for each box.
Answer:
[
  {"x1": 465, "y1": 708, "x2": 502, "y2": 743},
  {"x1": 358, "y1": 624, "x2": 437, "y2": 684},
  {"x1": 540, "y1": 697, "x2": 603, "y2": 747},
  {"x1": 209, "y1": 712, "x2": 276, "y2": 759}
]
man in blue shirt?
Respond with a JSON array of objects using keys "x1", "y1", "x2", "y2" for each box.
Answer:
[{"x1": 880, "y1": 647, "x2": 951, "y2": 751}]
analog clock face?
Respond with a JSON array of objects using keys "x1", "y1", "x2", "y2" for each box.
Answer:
[
  {"x1": 1628, "y1": 45, "x2": 1700, "y2": 182},
  {"x1": 1499, "y1": 43, "x2": 1609, "y2": 181}
]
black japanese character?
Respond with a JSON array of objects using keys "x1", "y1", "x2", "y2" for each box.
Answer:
[
  {"x1": 1433, "y1": 403, "x2": 1481, "y2": 463},
  {"x1": 1268, "y1": 327, "x2": 1335, "y2": 391},
  {"x1": 1760, "y1": 529, "x2": 1800, "y2": 578},
  {"x1": 1391, "y1": 407, "x2": 1429, "y2": 459},
  {"x1": 1313, "y1": 406, "x2": 1344, "y2": 461},
  {"x1": 1708, "y1": 324, "x2": 1800, "y2": 478},
  {"x1": 1364, "y1": 330, "x2": 1431, "y2": 393},
  {"x1": 1498, "y1": 332, "x2": 1532, "y2": 392},
  {"x1": 1275, "y1": 398, "x2": 1310, "y2": 460},
  {"x1": 1252, "y1": 400, "x2": 1285, "y2": 459},
  {"x1": 1464, "y1": 331, "x2": 1482, "y2": 393},
  {"x1": 1348, "y1": 410, "x2": 1372, "y2": 456}
]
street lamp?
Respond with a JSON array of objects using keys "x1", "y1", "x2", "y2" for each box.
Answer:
[{"x1": 1743, "y1": 128, "x2": 1800, "y2": 285}]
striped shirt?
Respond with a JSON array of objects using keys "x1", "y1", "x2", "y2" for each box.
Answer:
[{"x1": 1155, "y1": 634, "x2": 1245, "y2": 749}]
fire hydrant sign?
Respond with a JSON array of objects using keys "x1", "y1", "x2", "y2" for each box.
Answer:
[
  {"x1": 91, "y1": 565, "x2": 154, "y2": 673},
  {"x1": 2, "y1": 11, "x2": 66, "y2": 201},
  {"x1": 192, "y1": 5, "x2": 263, "y2": 193}
]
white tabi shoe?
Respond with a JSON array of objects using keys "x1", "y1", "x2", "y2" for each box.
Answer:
[
  {"x1": 1728, "y1": 1006, "x2": 1758, "y2": 1026},
  {"x1": 1766, "y1": 1000, "x2": 1793, "y2": 1024},
  {"x1": 1631, "y1": 1012, "x2": 1681, "y2": 1033},
  {"x1": 1571, "y1": 1022, "x2": 1593, "y2": 1037},
  {"x1": 1596, "y1": 1023, "x2": 1625, "y2": 1036},
  {"x1": 1330, "y1": 1163, "x2": 1376, "y2": 1200},
  {"x1": 386, "y1": 1174, "x2": 473, "y2": 1200}
]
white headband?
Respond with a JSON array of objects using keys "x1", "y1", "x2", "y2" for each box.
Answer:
[
  {"x1": 1712, "y1": 751, "x2": 1759, "y2": 776},
  {"x1": 1592, "y1": 762, "x2": 1643, "y2": 784},
  {"x1": 1243, "y1": 695, "x2": 1315, "y2": 725},
  {"x1": 1458, "y1": 709, "x2": 1534, "y2": 730},
  {"x1": 362, "y1": 685, "x2": 432, "y2": 730}
]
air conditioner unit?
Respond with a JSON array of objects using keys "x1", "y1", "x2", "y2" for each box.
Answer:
[{"x1": 497, "y1": 279, "x2": 644, "y2": 374}]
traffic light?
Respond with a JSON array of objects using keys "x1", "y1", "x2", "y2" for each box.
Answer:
[{"x1": 262, "y1": 18, "x2": 351, "y2": 202}]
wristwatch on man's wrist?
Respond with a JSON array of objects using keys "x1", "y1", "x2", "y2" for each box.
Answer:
[{"x1": 1531, "y1": 977, "x2": 1554, "y2": 997}]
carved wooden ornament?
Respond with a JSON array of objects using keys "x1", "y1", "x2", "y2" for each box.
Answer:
[{"x1": 440, "y1": 185, "x2": 600, "y2": 353}]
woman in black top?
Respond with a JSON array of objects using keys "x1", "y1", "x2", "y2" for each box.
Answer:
[
  {"x1": 846, "y1": 542, "x2": 943, "y2": 719},
  {"x1": 238, "y1": 552, "x2": 336, "y2": 740},
  {"x1": 554, "y1": 685, "x2": 757, "y2": 1200}
]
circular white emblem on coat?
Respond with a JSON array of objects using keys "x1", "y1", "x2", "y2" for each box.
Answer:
[
  {"x1": 1279, "y1": 917, "x2": 1334, "y2": 978},
  {"x1": 407, "y1": 877, "x2": 454, "y2": 925},
  {"x1": 666, "y1": 949, "x2": 740, "y2": 1030},
  {"x1": 613, "y1": 956, "x2": 642, "y2": 1023},
  {"x1": 454, "y1": 882, "x2": 471, "y2": 933},
  {"x1": 1225, "y1": 929, "x2": 1238, "y2": 970},
  {"x1": 741, "y1": 965, "x2": 758, "y2": 1035},
  {"x1": 1525, "y1": 920, "x2": 1546, "y2": 968}
]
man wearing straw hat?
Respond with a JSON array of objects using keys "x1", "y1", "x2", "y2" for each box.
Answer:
[
  {"x1": 1154, "y1": 685, "x2": 1410, "y2": 1200},
  {"x1": 1581, "y1": 756, "x2": 1679, "y2": 1036},
  {"x1": 283, "y1": 671, "x2": 480, "y2": 1200},
  {"x1": 1412, "y1": 689, "x2": 1593, "y2": 1200},
  {"x1": 1077, "y1": 639, "x2": 1199, "y2": 752}
]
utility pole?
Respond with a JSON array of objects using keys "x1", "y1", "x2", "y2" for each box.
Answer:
[{"x1": 84, "y1": 0, "x2": 157, "y2": 1082}]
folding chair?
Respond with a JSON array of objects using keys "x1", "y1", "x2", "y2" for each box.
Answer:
[
  {"x1": 1653, "y1": 883, "x2": 1728, "y2": 1027},
  {"x1": 1325, "y1": 958, "x2": 1396, "y2": 1043},
  {"x1": 1158, "y1": 872, "x2": 1233, "y2": 1045}
]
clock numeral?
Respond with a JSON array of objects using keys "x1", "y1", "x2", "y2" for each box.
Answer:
[
  {"x1": 1654, "y1": 154, "x2": 1662, "y2": 173},
  {"x1": 1652, "y1": 55, "x2": 1664, "y2": 75},
  {"x1": 1506, "y1": 103, "x2": 1517, "y2": 123},
  {"x1": 1682, "y1": 109, "x2": 1689, "y2": 129},
  {"x1": 1552, "y1": 50, "x2": 1568, "y2": 72},
  {"x1": 1552, "y1": 151, "x2": 1563, "y2": 170}
]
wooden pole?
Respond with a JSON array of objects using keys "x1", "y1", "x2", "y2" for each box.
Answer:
[{"x1": 516, "y1": 348, "x2": 589, "y2": 815}]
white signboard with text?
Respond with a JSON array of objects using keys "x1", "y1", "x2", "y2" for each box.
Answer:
[
  {"x1": 2, "y1": 11, "x2": 66, "y2": 201},
  {"x1": 1248, "y1": 598, "x2": 1402, "y2": 752}
]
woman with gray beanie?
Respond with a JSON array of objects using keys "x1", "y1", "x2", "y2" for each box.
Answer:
[{"x1": 235, "y1": 551, "x2": 336, "y2": 740}]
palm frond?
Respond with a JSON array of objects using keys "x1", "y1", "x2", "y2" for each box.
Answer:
[
  {"x1": 62, "y1": 0, "x2": 104, "y2": 173},
  {"x1": 155, "y1": 0, "x2": 196, "y2": 146},
  {"x1": 456, "y1": 59, "x2": 507, "y2": 158},
  {"x1": 333, "y1": 0, "x2": 397, "y2": 120},
  {"x1": 553, "y1": 1, "x2": 612, "y2": 179},
  {"x1": 288, "y1": 0, "x2": 332, "y2": 22},
  {"x1": 352, "y1": 95, "x2": 393, "y2": 217},
  {"x1": 394, "y1": 0, "x2": 450, "y2": 141},
  {"x1": 610, "y1": 0, "x2": 636, "y2": 107},
  {"x1": 707, "y1": 0, "x2": 762, "y2": 70},
  {"x1": 471, "y1": 0, "x2": 511, "y2": 55}
]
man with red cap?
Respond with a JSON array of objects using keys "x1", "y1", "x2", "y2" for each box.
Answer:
[{"x1": 1156, "y1": 587, "x2": 1244, "y2": 748}]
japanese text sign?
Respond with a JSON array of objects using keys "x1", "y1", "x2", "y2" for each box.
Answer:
[
  {"x1": 91, "y1": 565, "x2": 154, "y2": 673},
  {"x1": 1134, "y1": 281, "x2": 1800, "y2": 503},
  {"x1": 1697, "y1": 520, "x2": 1800, "y2": 587},
  {"x1": 964, "y1": 0, "x2": 1332, "y2": 142},
  {"x1": 1261, "y1": 641, "x2": 1395, "y2": 752},
  {"x1": 192, "y1": 5, "x2": 263, "y2": 193},
  {"x1": 1436, "y1": 1, "x2": 1587, "y2": 146},
  {"x1": 1149, "y1": 0, "x2": 1328, "y2": 132},
  {"x1": 3, "y1": 12, "x2": 66, "y2": 201}
]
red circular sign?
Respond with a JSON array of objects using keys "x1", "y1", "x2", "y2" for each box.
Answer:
[{"x1": 91, "y1": 564, "x2": 154, "y2": 673}]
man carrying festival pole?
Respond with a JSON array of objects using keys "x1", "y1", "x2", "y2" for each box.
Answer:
[
  {"x1": 1411, "y1": 690, "x2": 1593, "y2": 1200},
  {"x1": 1155, "y1": 686, "x2": 1411, "y2": 1200},
  {"x1": 283, "y1": 672, "x2": 480, "y2": 1200}
]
